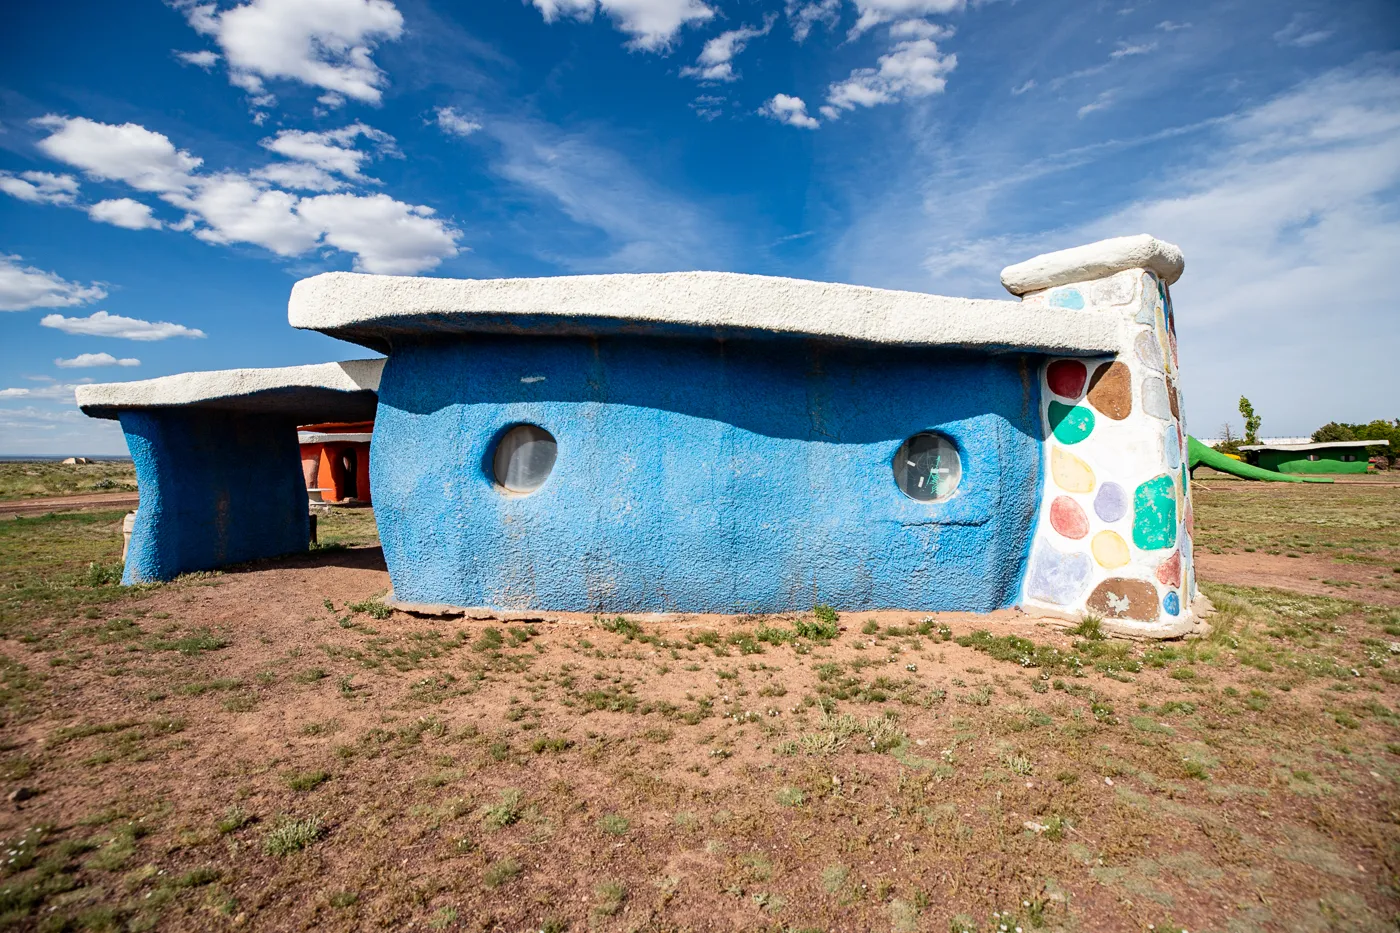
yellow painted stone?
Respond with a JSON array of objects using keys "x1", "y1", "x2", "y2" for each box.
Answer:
[
  {"x1": 1051, "y1": 446, "x2": 1095, "y2": 493},
  {"x1": 1092, "y1": 530, "x2": 1130, "y2": 569}
]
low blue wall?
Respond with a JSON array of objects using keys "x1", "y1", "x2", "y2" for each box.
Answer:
[
  {"x1": 120, "y1": 409, "x2": 309, "y2": 583},
  {"x1": 373, "y1": 334, "x2": 1043, "y2": 613}
]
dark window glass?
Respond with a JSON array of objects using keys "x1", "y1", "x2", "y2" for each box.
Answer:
[
  {"x1": 893, "y1": 433, "x2": 961, "y2": 502},
  {"x1": 493, "y1": 425, "x2": 557, "y2": 493}
]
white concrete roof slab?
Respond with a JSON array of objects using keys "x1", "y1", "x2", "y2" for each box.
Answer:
[
  {"x1": 78, "y1": 359, "x2": 383, "y2": 422},
  {"x1": 299, "y1": 432, "x2": 373, "y2": 444},
  {"x1": 1239, "y1": 440, "x2": 1387, "y2": 452},
  {"x1": 1000, "y1": 235, "x2": 1185, "y2": 296},
  {"x1": 288, "y1": 270, "x2": 1122, "y2": 356}
]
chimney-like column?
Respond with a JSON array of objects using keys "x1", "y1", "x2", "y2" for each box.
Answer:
[{"x1": 1002, "y1": 235, "x2": 1204, "y2": 637}]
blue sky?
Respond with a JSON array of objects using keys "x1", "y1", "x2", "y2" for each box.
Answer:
[{"x1": 2, "y1": 0, "x2": 1397, "y2": 454}]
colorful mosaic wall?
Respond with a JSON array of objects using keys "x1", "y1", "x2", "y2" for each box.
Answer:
[{"x1": 1020, "y1": 270, "x2": 1196, "y2": 632}]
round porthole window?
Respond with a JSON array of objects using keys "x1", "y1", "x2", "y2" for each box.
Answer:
[
  {"x1": 492, "y1": 425, "x2": 557, "y2": 494},
  {"x1": 893, "y1": 433, "x2": 961, "y2": 502}
]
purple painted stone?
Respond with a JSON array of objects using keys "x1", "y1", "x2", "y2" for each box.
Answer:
[
  {"x1": 1024, "y1": 540, "x2": 1092, "y2": 607},
  {"x1": 1094, "y1": 482, "x2": 1128, "y2": 523}
]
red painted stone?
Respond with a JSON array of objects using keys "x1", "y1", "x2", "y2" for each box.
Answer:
[
  {"x1": 1156, "y1": 550, "x2": 1182, "y2": 587},
  {"x1": 1046, "y1": 359, "x2": 1087, "y2": 399},
  {"x1": 1050, "y1": 496, "x2": 1089, "y2": 540}
]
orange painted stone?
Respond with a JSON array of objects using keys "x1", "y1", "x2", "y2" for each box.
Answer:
[
  {"x1": 1156, "y1": 551, "x2": 1181, "y2": 587},
  {"x1": 1166, "y1": 375, "x2": 1180, "y2": 420},
  {"x1": 1050, "y1": 496, "x2": 1089, "y2": 540},
  {"x1": 1086, "y1": 578, "x2": 1159, "y2": 621},
  {"x1": 1086, "y1": 361, "x2": 1132, "y2": 420},
  {"x1": 1047, "y1": 359, "x2": 1087, "y2": 399}
]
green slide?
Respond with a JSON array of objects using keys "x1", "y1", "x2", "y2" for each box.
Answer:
[{"x1": 1187, "y1": 436, "x2": 1333, "y2": 483}]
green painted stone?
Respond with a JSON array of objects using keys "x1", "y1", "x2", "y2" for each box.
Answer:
[
  {"x1": 1133, "y1": 474, "x2": 1177, "y2": 550},
  {"x1": 1048, "y1": 401, "x2": 1095, "y2": 445}
]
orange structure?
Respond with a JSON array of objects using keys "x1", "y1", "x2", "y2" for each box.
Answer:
[{"x1": 299, "y1": 421, "x2": 373, "y2": 503}]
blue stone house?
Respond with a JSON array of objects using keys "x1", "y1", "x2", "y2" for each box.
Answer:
[{"x1": 78, "y1": 235, "x2": 1203, "y2": 638}]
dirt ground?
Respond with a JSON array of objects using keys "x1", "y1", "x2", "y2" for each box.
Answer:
[{"x1": 1, "y1": 479, "x2": 1398, "y2": 933}]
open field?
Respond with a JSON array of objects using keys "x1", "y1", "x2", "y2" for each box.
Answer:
[
  {"x1": 0, "y1": 462, "x2": 136, "y2": 503},
  {"x1": 1, "y1": 481, "x2": 1398, "y2": 932}
]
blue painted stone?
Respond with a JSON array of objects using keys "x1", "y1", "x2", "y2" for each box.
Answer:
[
  {"x1": 1049, "y1": 288, "x2": 1085, "y2": 310},
  {"x1": 119, "y1": 409, "x2": 309, "y2": 583},
  {"x1": 1023, "y1": 540, "x2": 1092, "y2": 607},
  {"x1": 1094, "y1": 482, "x2": 1128, "y2": 523},
  {"x1": 373, "y1": 336, "x2": 1043, "y2": 613},
  {"x1": 1142, "y1": 376, "x2": 1171, "y2": 421},
  {"x1": 1165, "y1": 424, "x2": 1181, "y2": 469},
  {"x1": 1163, "y1": 591, "x2": 1180, "y2": 616}
]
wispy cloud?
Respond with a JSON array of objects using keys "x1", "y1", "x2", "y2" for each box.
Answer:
[
  {"x1": 1077, "y1": 89, "x2": 1115, "y2": 118},
  {"x1": 1274, "y1": 14, "x2": 1334, "y2": 48},
  {"x1": 0, "y1": 255, "x2": 106, "y2": 311},
  {"x1": 56, "y1": 353, "x2": 140, "y2": 368}
]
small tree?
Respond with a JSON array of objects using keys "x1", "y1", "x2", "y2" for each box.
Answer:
[
  {"x1": 1238, "y1": 396, "x2": 1261, "y2": 445},
  {"x1": 1214, "y1": 422, "x2": 1241, "y2": 457}
]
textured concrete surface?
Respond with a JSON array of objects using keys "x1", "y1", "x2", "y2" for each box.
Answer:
[
  {"x1": 1000, "y1": 235, "x2": 1184, "y2": 296},
  {"x1": 120, "y1": 409, "x2": 309, "y2": 583},
  {"x1": 287, "y1": 270, "x2": 1121, "y2": 356},
  {"x1": 371, "y1": 334, "x2": 1044, "y2": 613},
  {"x1": 78, "y1": 360, "x2": 383, "y2": 421}
]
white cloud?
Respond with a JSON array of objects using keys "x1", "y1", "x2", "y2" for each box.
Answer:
[
  {"x1": 785, "y1": 0, "x2": 839, "y2": 42},
  {"x1": 40, "y1": 310, "x2": 207, "y2": 340},
  {"x1": 1156, "y1": 20, "x2": 1190, "y2": 32},
  {"x1": 760, "y1": 94, "x2": 820, "y2": 129},
  {"x1": 174, "y1": 0, "x2": 405, "y2": 103},
  {"x1": 32, "y1": 115, "x2": 462, "y2": 273},
  {"x1": 681, "y1": 17, "x2": 773, "y2": 83},
  {"x1": 88, "y1": 198, "x2": 163, "y2": 230},
  {"x1": 888, "y1": 18, "x2": 951, "y2": 40},
  {"x1": 296, "y1": 193, "x2": 460, "y2": 273},
  {"x1": 822, "y1": 36, "x2": 956, "y2": 119},
  {"x1": 0, "y1": 255, "x2": 106, "y2": 311},
  {"x1": 34, "y1": 116, "x2": 201, "y2": 194},
  {"x1": 1274, "y1": 14, "x2": 1333, "y2": 48},
  {"x1": 0, "y1": 384, "x2": 83, "y2": 401},
  {"x1": 175, "y1": 173, "x2": 322, "y2": 255},
  {"x1": 317, "y1": 91, "x2": 346, "y2": 108},
  {"x1": 1110, "y1": 42, "x2": 1155, "y2": 59},
  {"x1": 847, "y1": 0, "x2": 963, "y2": 37},
  {"x1": 55, "y1": 353, "x2": 141, "y2": 368},
  {"x1": 250, "y1": 161, "x2": 345, "y2": 191},
  {"x1": 259, "y1": 122, "x2": 395, "y2": 183},
  {"x1": 1011, "y1": 79, "x2": 1036, "y2": 95},
  {"x1": 690, "y1": 95, "x2": 725, "y2": 121},
  {"x1": 1077, "y1": 89, "x2": 1115, "y2": 118},
  {"x1": 0, "y1": 171, "x2": 80, "y2": 205},
  {"x1": 529, "y1": 0, "x2": 714, "y2": 51},
  {"x1": 435, "y1": 106, "x2": 482, "y2": 138},
  {"x1": 176, "y1": 49, "x2": 220, "y2": 69}
]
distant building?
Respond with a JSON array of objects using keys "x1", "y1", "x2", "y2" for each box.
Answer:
[
  {"x1": 1239, "y1": 440, "x2": 1386, "y2": 475},
  {"x1": 299, "y1": 421, "x2": 373, "y2": 502}
]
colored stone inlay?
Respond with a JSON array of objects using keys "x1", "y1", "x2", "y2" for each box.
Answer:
[
  {"x1": 1091, "y1": 530, "x2": 1130, "y2": 569},
  {"x1": 1086, "y1": 577, "x2": 1159, "y2": 621},
  {"x1": 1025, "y1": 540, "x2": 1092, "y2": 607},
  {"x1": 1135, "y1": 331, "x2": 1163, "y2": 372},
  {"x1": 1142, "y1": 376, "x2": 1171, "y2": 421},
  {"x1": 1086, "y1": 361, "x2": 1132, "y2": 421},
  {"x1": 1094, "y1": 481, "x2": 1127, "y2": 522},
  {"x1": 1163, "y1": 591, "x2": 1181, "y2": 616},
  {"x1": 1156, "y1": 550, "x2": 1181, "y2": 587},
  {"x1": 1166, "y1": 375, "x2": 1180, "y2": 420},
  {"x1": 1046, "y1": 359, "x2": 1087, "y2": 399},
  {"x1": 1048, "y1": 401, "x2": 1095, "y2": 445},
  {"x1": 1049, "y1": 288, "x2": 1085, "y2": 310},
  {"x1": 1050, "y1": 496, "x2": 1089, "y2": 540},
  {"x1": 1165, "y1": 424, "x2": 1181, "y2": 470},
  {"x1": 1133, "y1": 474, "x2": 1177, "y2": 551},
  {"x1": 1051, "y1": 447, "x2": 1095, "y2": 493},
  {"x1": 1135, "y1": 273, "x2": 1158, "y2": 324}
]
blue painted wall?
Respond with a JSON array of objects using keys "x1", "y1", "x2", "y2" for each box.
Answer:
[
  {"x1": 373, "y1": 334, "x2": 1043, "y2": 613},
  {"x1": 120, "y1": 409, "x2": 309, "y2": 583}
]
